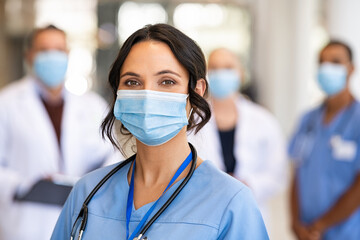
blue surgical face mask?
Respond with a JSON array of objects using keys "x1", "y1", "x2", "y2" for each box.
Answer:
[
  {"x1": 33, "y1": 50, "x2": 68, "y2": 88},
  {"x1": 317, "y1": 62, "x2": 347, "y2": 96},
  {"x1": 113, "y1": 90, "x2": 190, "y2": 146},
  {"x1": 208, "y1": 69, "x2": 240, "y2": 99}
]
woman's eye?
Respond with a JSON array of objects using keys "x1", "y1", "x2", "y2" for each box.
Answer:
[
  {"x1": 124, "y1": 80, "x2": 140, "y2": 86},
  {"x1": 161, "y1": 79, "x2": 175, "y2": 85}
]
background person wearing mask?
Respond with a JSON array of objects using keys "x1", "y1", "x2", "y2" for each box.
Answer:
[
  {"x1": 289, "y1": 40, "x2": 360, "y2": 240},
  {"x1": 189, "y1": 48, "x2": 287, "y2": 226},
  {"x1": 0, "y1": 25, "x2": 115, "y2": 240}
]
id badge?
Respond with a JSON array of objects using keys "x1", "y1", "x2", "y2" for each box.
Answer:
[
  {"x1": 292, "y1": 133, "x2": 315, "y2": 165},
  {"x1": 330, "y1": 135, "x2": 357, "y2": 161}
]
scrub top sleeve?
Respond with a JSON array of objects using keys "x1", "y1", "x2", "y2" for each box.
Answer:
[
  {"x1": 51, "y1": 187, "x2": 77, "y2": 240},
  {"x1": 217, "y1": 187, "x2": 269, "y2": 240},
  {"x1": 356, "y1": 135, "x2": 360, "y2": 172}
]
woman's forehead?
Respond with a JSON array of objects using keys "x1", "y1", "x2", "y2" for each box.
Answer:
[
  {"x1": 126, "y1": 40, "x2": 172, "y2": 58},
  {"x1": 121, "y1": 41, "x2": 188, "y2": 76}
]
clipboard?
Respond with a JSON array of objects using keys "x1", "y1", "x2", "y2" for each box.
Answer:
[{"x1": 14, "y1": 179, "x2": 73, "y2": 206}]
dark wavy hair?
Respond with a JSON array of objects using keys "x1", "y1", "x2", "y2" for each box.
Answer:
[{"x1": 101, "y1": 24, "x2": 211, "y2": 152}]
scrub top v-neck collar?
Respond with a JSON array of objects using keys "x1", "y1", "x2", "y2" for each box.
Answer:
[
  {"x1": 317, "y1": 101, "x2": 357, "y2": 134},
  {"x1": 125, "y1": 152, "x2": 193, "y2": 240},
  {"x1": 123, "y1": 160, "x2": 199, "y2": 214}
]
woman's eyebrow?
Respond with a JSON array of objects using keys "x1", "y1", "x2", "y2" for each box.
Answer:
[
  {"x1": 155, "y1": 70, "x2": 181, "y2": 77},
  {"x1": 120, "y1": 72, "x2": 140, "y2": 79}
]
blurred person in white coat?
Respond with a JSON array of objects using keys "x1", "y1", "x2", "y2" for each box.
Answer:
[
  {"x1": 189, "y1": 48, "x2": 287, "y2": 225},
  {"x1": 0, "y1": 25, "x2": 115, "y2": 240}
]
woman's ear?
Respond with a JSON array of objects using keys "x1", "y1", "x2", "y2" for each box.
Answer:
[
  {"x1": 195, "y1": 78, "x2": 206, "y2": 97},
  {"x1": 346, "y1": 63, "x2": 355, "y2": 82},
  {"x1": 349, "y1": 63, "x2": 355, "y2": 76}
]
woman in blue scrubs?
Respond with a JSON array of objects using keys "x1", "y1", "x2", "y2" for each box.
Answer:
[
  {"x1": 51, "y1": 24, "x2": 268, "y2": 240},
  {"x1": 289, "y1": 40, "x2": 360, "y2": 240}
]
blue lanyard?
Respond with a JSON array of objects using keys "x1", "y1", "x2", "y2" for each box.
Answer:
[{"x1": 126, "y1": 152, "x2": 193, "y2": 240}]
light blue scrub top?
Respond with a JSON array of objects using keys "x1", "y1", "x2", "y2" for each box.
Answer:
[
  {"x1": 289, "y1": 101, "x2": 360, "y2": 240},
  {"x1": 51, "y1": 160, "x2": 268, "y2": 240}
]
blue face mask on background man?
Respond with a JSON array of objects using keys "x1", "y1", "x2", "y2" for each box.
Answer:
[
  {"x1": 113, "y1": 90, "x2": 190, "y2": 146},
  {"x1": 33, "y1": 50, "x2": 68, "y2": 88},
  {"x1": 317, "y1": 62, "x2": 347, "y2": 96},
  {"x1": 208, "y1": 69, "x2": 240, "y2": 99}
]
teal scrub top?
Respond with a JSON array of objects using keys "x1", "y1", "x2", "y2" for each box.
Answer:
[
  {"x1": 289, "y1": 101, "x2": 360, "y2": 240},
  {"x1": 51, "y1": 160, "x2": 268, "y2": 240}
]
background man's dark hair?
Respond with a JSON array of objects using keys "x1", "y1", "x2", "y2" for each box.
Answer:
[
  {"x1": 321, "y1": 40, "x2": 353, "y2": 63},
  {"x1": 25, "y1": 24, "x2": 66, "y2": 51}
]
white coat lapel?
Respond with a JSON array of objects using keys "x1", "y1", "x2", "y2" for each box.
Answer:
[{"x1": 22, "y1": 78, "x2": 60, "y2": 173}]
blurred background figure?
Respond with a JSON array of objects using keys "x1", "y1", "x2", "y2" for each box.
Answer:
[
  {"x1": 288, "y1": 40, "x2": 360, "y2": 240},
  {"x1": 0, "y1": 25, "x2": 115, "y2": 240},
  {"x1": 189, "y1": 48, "x2": 287, "y2": 229}
]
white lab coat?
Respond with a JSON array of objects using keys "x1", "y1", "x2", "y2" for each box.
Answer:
[
  {"x1": 188, "y1": 96, "x2": 287, "y2": 222},
  {"x1": 0, "y1": 76, "x2": 115, "y2": 240}
]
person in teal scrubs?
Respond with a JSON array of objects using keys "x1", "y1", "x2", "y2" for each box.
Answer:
[
  {"x1": 289, "y1": 40, "x2": 360, "y2": 240},
  {"x1": 51, "y1": 24, "x2": 268, "y2": 240}
]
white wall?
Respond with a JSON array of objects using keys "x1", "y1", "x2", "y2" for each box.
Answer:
[
  {"x1": 251, "y1": 0, "x2": 319, "y2": 239},
  {"x1": 325, "y1": 0, "x2": 360, "y2": 100},
  {"x1": 251, "y1": 0, "x2": 319, "y2": 137}
]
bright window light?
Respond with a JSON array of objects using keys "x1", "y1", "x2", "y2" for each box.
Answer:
[
  {"x1": 67, "y1": 47, "x2": 94, "y2": 77},
  {"x1": 65, "y1": 74, "x2": 89, "y2": 96},
  {"x1": 118, "y1": 2, "x2": 167, "y2": 43},
  {"x1": 174, "y1": 3, "x2": 224, "y2": 29}
]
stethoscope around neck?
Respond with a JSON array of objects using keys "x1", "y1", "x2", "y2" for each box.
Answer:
[{"x1": 70, "y1": 143, "x2": 197, "y2": 240}]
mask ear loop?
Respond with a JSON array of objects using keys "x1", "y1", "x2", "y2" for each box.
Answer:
[
  {"x1": 186, "y1": 94, "x2": 193, "y2": 121},
  {"x1": 187, "y1": 108, "x2": 193, "y2": 121}
]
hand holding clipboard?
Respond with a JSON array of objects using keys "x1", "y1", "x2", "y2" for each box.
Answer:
[{"x1": 14, "y1": 177, "x2": 74, "y2": 206}]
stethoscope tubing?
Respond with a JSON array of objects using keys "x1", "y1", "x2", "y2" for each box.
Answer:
[
  {"x1": 70, "y1": 143, "x2": 197, "y2": 240},
  {"x1": 70, "y1": 155, "x2": 135, "y2": 240}
]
